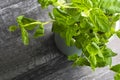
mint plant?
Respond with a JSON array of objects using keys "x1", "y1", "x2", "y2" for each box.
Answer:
[{"x1": 9, "y1": 0, "x2": 120, "y2": 80}]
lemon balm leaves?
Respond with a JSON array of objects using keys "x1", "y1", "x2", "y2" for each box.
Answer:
[
  {"x1": 38, "y1": 0, "x2": 57, "y2": 8},
  {"x1": 21, "y1": 27, "x2": 29, "y2": 45},
  {"x1": 9, "y1": 25, "x2": 18, "y2": 32},
  {"x1": 34, "y1": 24, "x2": 44, "y2": 38},
  {"x1": 9, "y1": 16, "x2": 44, "y2": 45},
  {"x1": 114, "y1": 73, "x2": 120, "y2": 80},
  {"x1": 111, "y1": 64, "x2": 120, "y2": 73}
]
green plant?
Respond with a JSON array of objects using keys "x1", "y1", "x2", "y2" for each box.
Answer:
[{"x1": 9, "y1": 0, "x2": 120, "y2": 79}]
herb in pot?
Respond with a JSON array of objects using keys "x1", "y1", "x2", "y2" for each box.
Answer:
[{"x1": 9, "y1": 0, "x2": 120, "y2": 80}]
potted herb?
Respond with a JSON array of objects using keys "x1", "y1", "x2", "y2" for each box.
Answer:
[{"x1": 9, "y1": 0, "x2": 120, "y2": 80}]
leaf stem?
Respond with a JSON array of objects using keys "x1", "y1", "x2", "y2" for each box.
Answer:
[
  {"x1": 23, "y1": 22, "x2": 41, "y2": 27},
  {"x1": 23, "y1": 20, "x2": 55, "y2": 27},
  {"x1": 42, "y1": 20, "x2": 55, "y2": 25}
]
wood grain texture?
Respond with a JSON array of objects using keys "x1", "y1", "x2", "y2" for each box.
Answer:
[
  {"x1": 0, "y1": 0, "x2": 55, "y2": 79},
  {"x1": 0, "y1": 0, "x2": 120, "y2": 80},
  {"x1": 12, "y1": 35, "x2": 120, "y2": 80}
]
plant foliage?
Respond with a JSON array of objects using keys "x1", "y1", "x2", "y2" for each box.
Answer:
[{"x1": 9, "y1": 0, "x2": 120, "y2": 79}]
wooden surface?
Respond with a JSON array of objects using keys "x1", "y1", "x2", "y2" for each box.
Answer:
[
  {"x1": 0, "y1": 0, "x2": 120, "y2": 80},
  {"x1": 12, "y1": 35, "x2": 120, "y2": 80}
]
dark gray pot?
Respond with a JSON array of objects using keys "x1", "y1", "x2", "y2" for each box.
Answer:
[{"x1": 54, "y1": 34, "x2": 82, "y2": 56}]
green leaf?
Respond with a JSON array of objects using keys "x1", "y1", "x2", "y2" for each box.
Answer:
[
  {"x1": 96, "y1": 56, "x2": 112, "y2": 67},
  {"x1": 116, "y1": 30, "x2": 120, "y2": 38},
  {"x1": 110, "y1": 64, "x2": 120, "y2": 73},
  {"x1": 68, "y1": 54, "x2": 78, "y2": 61},
  {"x1": 73, "y1": 57, "x2": 90, "y2": 66},
  {"x1": 96, "y1": 56, "x2": 106, "y2": 67},
  {"x1": 75, "y1": 33, "x2": 89, "y2": 50},
  {"x1": 102, "y1": 48, "x2": 117, "y2": 57},
  {"x1": 100, "y1": 0, "x2": 120, "y2": 14},
  {"x1": 17, "y1": 15, "x2": 24, "y2": 26},
  {"x1": 112, "y1": 14, "x2": 120, "y2": 22},
  {"x1": 21, "y1": 27, "x2": 29, "y2": 45},
  {"x1": 38, "y1": 0, "x2": 48, "y2": 8},
  {"x1": 89, "y1": 9, "x2": 110, "y2": 32},
  {"x1": 114, "y1": 73, "x2": 120, "y2": 80},
  {"x1": 66, "y1": 8, "x2": 81, "y2": 22},
  {"x1": 48, "y1": 12, "x2": 54, "y2": 19},
  {"x1": 53, "y1": 8, "x2": 67, "y2": 20},
  {"x1": 86, "y1": 42, "x2": 102, "y2": 57},
  {"x1": 68, "y1": 54, "x2": 90, "y2": 66},
  {"x1": 9, "y1": 25, "x2": 18, "y2": 32},
  {"x1": 89, "y1": 56, "x2": 97, "y2": 70},
  {"x1": 71, "y1": 0, "x2": 93, "y2": 9},
  {"x1": 70, "y1": 38, "x2": 75, "y2": 46},
  {"x1": 80, "y1": 18, "x2": 92, "y2": 30},
  {"x1": 38, "y1": 0, "x2": 57, "y2": 8},
  {"x1": 52, "y1": 8, "x2": 68, "y2": 32},
  {"x1": 34, "y1": 24, "x2": 44, "y2": 38},
  {"x1": 105, "y1": 57, "x2": 112, "y2": 67},
  {"x1": 52, "y1": 21, "x2": 67, "y2": 35},
  {"x1": 65, "y1": 29, "x2": 73, "y2": 46},
  {"x1": 75, "y1": 41, "x2": 81, "y2": 49},
  {"x1": 17, "y1": 16, "x2": 38, "y2": 30}
]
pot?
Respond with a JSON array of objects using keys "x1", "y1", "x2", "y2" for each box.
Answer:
[{"x1": 54, "y1": 34, "x2": 82, "y2": 56}]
